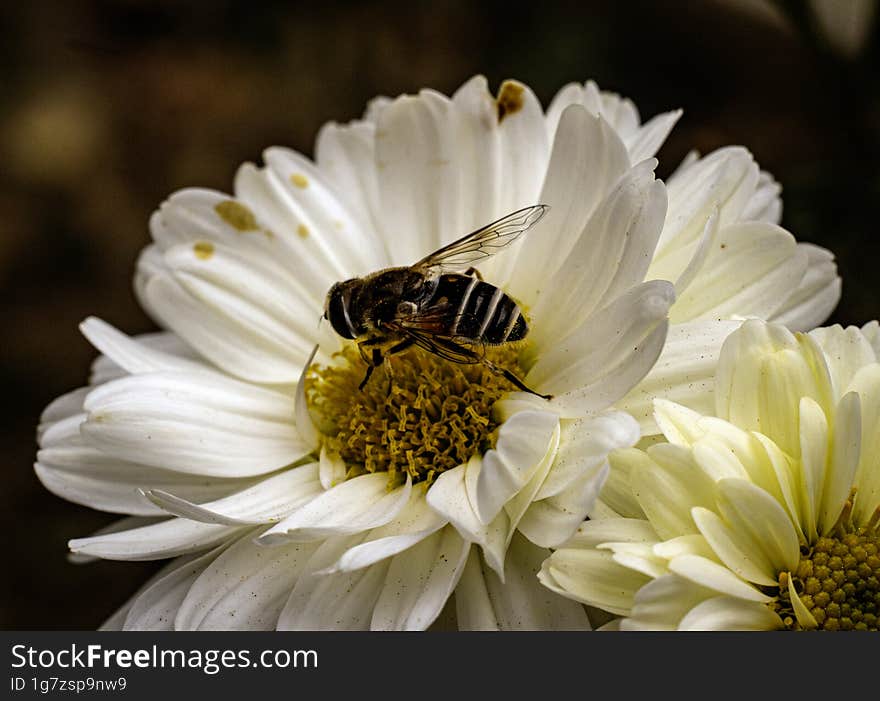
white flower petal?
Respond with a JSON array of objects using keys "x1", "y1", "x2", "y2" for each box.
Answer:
[
  {"x1": 100, "y1": 549, "x2": 204, "y2": 629},
  {"x1": 242, "y1": 147, "x2": 387, "y2": 278},
  {"x1": 799, "y1": 396, "x2": 829, "y2": 541},
  {"x1": 788, "y1": 575, "x2": 818, "y2": 630},
  {"x1": 124, "y1": 545, "x2": 230, "y2": 630},
  {"x1": 677, "y1": 595, "x2": 782, "y2": 631},
  {"x1": 259, "y1": 472, "x2": 412, "y2": 544},
  {"x1": 656, "y1": 207, "x2": 720, "y2": 298},
  {"x1": 165, "y1": 239, "x2": 320, "y2": 355},
  {"x1": 39, "y1": 389, "x2": 259, "y2": 518},
  {"x1": 528, "y1": 281, "x2": 674, "y2": 415},
  {"x1": 562, "y1": 518, "x2": 659, "y2": 549},
  {"x1": 474, "y1": 410, "x2": 559, "y2": 525},
  {"x1": 315, "y1": 120, "x2": 386, "y2": 255},
  {"x1": 374, "y1": 90, "x2": 465, "y2": 265},
  {"x1": 770, "y1": 243, "x2": 840, "y2": 331},
  {"x1": 467, "y1": 534, "x2": 591, "y2": 630},
  {"x1": 142, "y1": 271, "x2": 305, "y2": 384},
  {"x1": 539, "y1": 547, "x2": 648, "y2": 616},
  {"x1": 508, "y1": 105, "x2": 630, "y2": 306},
  {"x1": 318, "y1": 445, "x2": 347, "y2": 491},
  {"x1": 141, "y1": 463, "x2": 322, "y2": 526},
  {"x1": 39, "y1": 387, "x2": 93, "y2": 432},
  {"x1": 741, "y1": 170, "x2": 782, "y2": 224},
  {"x1": 320, "y1": 484, "x2": 446, "y2": 573},
  {"x1": 449, "y1": 76, "x2": 506, "y2": 240},
  {"x1": 426, "y1": 458, "x2": 485, "y2": 543},
  {"x1": 715, "y1": 319, "x2": 833, "y2": 455},
  {"x1": 81, "y1": 372, "x2": 311, "y2": 478},
  {"x1": 70, "y1": 516, "x2": 165, "y2": 565},
  {"x1": 652, "y1": 398, "x2": 707, "y2": 446},
  {"x1": 670, "y1": 222, "x2": 808, "y2": 324},
  {"x1": 536, "y1": 411, "x2": 639, "y2": 501},
  {"x1": 690, "y1": 506, "x2": 779, "y2": 587},
  {"x1": 277, "y1": 535, "x2": 387, "y2": 630},
  {"x1": 849, "y1": 365, "x2": 880, "y2": 524},
  {"x1": 692, "y1": 433, "x2": 752, "y2": 482},
  {"x1": 528, "y1": 159, "x2": 666, "y2": 349},
  {"x1": 175, "y1": 530, "x2": 320, "y2": 630},
  {"x1": 69, "y1": 517, "x2": 243, "y2": 561},
  {"x1": 596, "y1": 448, "x2": 649, "y2": 520},
  {"x1": 820, "y1": 391, "x2": 861, "y2": 534},
  {"x1": 714, "y1": 478, "x2": 800, "y2": 574},
  {"x1": 453, "y1": 547, "x2": 499, "y2": 630},
  {"x1": 622, "y1": 574, "x2": 714, "y2": 631},
  {"x1": 668, "y1": 553, "x2": 772, "y2": 602},
  {"x1": 658, "y1": 146, "x2": 759, "y2": 253},
  {"x1": 478, "y1": 510, "x2": 515, "y2": 579},
  {"x1": 149, "y1": 188, "x2": 278, "y2": 257},
  {"x1": 625, "y1": 110, "x2": 683, "y2": 163},
  {"x1": 861, "y1": 321, "x2": 880, "y2": 356},
  {"x1": 81, "y1": 317, "x2": 208, "y2": 377},
  {"x1": 371, "y1": 526, "x2": 469, "y2": 630},
  {"x1": 35, "y1": 441, "x2": 252, "y2": 516},
  {"x1": 518, "y1": 464, "x2": 609, "y2": 549},
  {"x1": 631, "y1": 442, "x2": 716, "y2": 540},
  {"x1": 493, "y1": 80, "x2": 551, "y2": 234},
  {"x1": 618, "y1": 320, "x2": 742, "y2": 435},
  {"x1": 604, "y1": 541, "x2": 669, "y2": 579},
  {"x1": 751, "y1": 432, "x2": 805, "y2": 541},
  {"x1": 810, "y1": 324, "x2": 877, "y2": 400},
  {"x1": 294, "y1": 346, "x2": 321, "y2": 450}
]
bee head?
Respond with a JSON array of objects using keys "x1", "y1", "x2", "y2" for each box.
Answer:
[{"x1": 324, "y1": 279, "x2": 359, "y2": 340}]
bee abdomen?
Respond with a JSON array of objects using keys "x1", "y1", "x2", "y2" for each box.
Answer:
[{"x1": 441, "y1": 275, "x2": 526, "y2": 344}]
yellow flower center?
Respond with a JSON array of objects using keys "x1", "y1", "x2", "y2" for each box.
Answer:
[
  {"x1": 774, "y1": 512, "x2": 880, "y2": 631},
  {"x1": 304, "y1": 344, "x2": 524, "y2": 484}
]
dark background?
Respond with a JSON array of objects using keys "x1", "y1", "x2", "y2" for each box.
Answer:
[{"x1": 1, "y1": 0, "x2": 878, "y2": 629}]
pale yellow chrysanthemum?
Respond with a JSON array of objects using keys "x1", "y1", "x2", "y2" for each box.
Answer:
[{"x1": 542, "y1": 319, "x2": 880, "y2": 630}]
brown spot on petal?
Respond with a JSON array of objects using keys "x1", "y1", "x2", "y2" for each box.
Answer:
[
  {"x1": 214, "y1": 200, "x2": 258, "y2": 231},
  {"x1": 297, "y1": 224, "x2": 309, "y2": 239},
  {"x1": 193, "y1": 241, "x2": 214, "y2": 259},
  {"x1": 290, "y1": 173, "x2": 309, "y2": 188},
  {"x1": 496, "y1": 81, "x2": 524, "y2": 123}
]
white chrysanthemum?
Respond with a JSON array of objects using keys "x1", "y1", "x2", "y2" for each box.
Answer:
[
  {"x1": 542, "y1": 319, "x2": 880, "y2": 631},
  {"x1": 37, "y1": 76, "x2": 835, "y2": 631}
]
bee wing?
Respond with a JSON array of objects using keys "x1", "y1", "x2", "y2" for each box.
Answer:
[
  {"x1": 413, "y1": 204, "x2": 549, "y2": 273},
  {"x1": 391, "y1": 297, "x2": 472, "y2": 332},
  {"x1": 390, "y1": 324, "x2": 485, "y2": 365}
]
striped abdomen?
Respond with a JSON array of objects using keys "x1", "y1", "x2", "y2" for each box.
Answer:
[{"x1": 433, "y1": 274, "x2": 526, "y2": 344}]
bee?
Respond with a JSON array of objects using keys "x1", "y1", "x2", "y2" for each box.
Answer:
[{"x1": 322, "y1": 204, "x2": 551, "y2": 399}]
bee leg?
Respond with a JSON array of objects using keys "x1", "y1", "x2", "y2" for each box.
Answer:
[
  {"x1": 464, "y1": 267, "x2": 483, "y2": 281},
  {"x1": 382, "y1": 338, "x2": 416, "y2": 398},
  {"x1": 427, "y1": 335, "x2": 553, "y2": 401},
  {"x1": 481, "y1": 359, "x2": 553, "y2": 401},
  {"x1": 358, "y1": 348, "x2": 386, "y2": 391},
  {"x1": 358, "y1": 363, "x2": 375, "y2": 391}
]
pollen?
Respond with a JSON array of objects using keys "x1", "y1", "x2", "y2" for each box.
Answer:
[
  {"x1": 772, "y1": 511, "x2": 880, "y2": 631},
  {"x1": 304, "y1": 344, "x2": 524, "y2": 484},
  {"x1": 193, "y1": 241, "x2": 214, "y2": 259},
  {"x1": 214, "y1": 200, "x2": 259, "y2": 231},
  {"x1": 496, "y1": 81, "x2": 525, "y2": 123},
  {"x1": 290, "y1": 173, "x2": 309, "y2": 188}
]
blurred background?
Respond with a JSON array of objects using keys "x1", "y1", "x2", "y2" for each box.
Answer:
[{"x1": 1, "y1": 0, "x2": 878, "y2": 629}]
